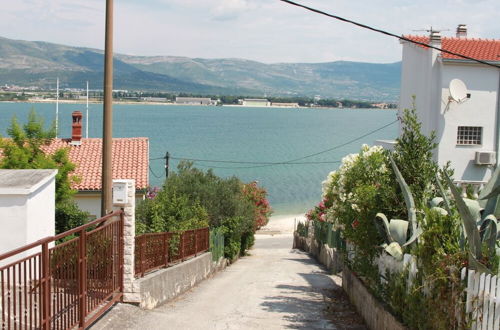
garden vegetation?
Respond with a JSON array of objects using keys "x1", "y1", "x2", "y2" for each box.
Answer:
[
  {"x1": 136, "y1": 162, "x2": 272, "y2": 260},
  {"x1": 0, "y1": 110, "x2": 89, "y2": 234},
  {"x1": 306, "y1": 104, "x2": 499, "y2": 329}
]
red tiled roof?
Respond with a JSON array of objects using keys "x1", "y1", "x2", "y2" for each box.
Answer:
[
  {"x1": 43, "y1": 138, "x2": 149, "y2": 191},
  {"x1": 403, "y1": 35, "x2": 500, "y2": 62}
]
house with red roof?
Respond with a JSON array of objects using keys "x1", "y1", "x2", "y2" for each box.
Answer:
[
  {"x1": 44, "y1": 111, "x2": 149, "y2": 218},
  {"x1": 397, "y1": 25, "x2": 500, "y2": 187}
]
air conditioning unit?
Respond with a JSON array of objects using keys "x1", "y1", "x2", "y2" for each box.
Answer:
[{"x1": 475, "y1": 151, "x2": 496, "y2": 165}]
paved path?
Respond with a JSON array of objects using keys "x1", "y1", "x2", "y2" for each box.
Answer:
[{"x1": 92, "y1": 215, "x2": 365, "y2": 330}]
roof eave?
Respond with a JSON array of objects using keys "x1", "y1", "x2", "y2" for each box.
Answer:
[{"x1": 442, "y1": 58, "x2": 500, "y2": 66}]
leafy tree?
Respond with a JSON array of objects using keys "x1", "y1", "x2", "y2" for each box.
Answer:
[
  {"x1": 0, "y1": 110, "x2": 89, "y2": 233},
  {"x1": 393, "y1": 102, "x2": 439, "y2": 208}
]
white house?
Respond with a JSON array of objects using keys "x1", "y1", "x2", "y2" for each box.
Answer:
[
  {"x1": 0, "y1": 169, "x2": 57, "y2": 265},
  {"x1": 396, "y1": 25, "x2": 500, "y2": 187}
]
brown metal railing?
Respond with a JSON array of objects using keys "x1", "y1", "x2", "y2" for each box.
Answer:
[
  {"x1": 135, "y1": 227, "x2": 209, "y2": 278},
  {"x1": 0, "y1": 210, "x2": 124, "y2": 330}
]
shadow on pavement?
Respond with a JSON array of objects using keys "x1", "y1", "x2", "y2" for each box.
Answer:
[{"x1": 261, "y1": 269, "x2": 367, "y2": 329}]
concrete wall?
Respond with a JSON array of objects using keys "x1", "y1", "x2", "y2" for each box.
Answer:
[
  {"x1": 293, "y1": 232, "x2": 343, "y2": 274},
  {"x1": 294, "y1": 229, "x2": 406, "y2": 330},
  {"x1": 342, "y1": 266, "x2": 407, "y2": 330},
  {"x1": 0, "y1": 171, "x2": 56, "y2": 265},
  {"x1": 125, "y1": 253, "x2": 227, "y2": 309}
]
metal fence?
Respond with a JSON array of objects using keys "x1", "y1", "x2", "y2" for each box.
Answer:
[
  {"x1": 209, "y1": 228, "x2": 224, "y2": 261},
  {"x1": 313, "y1": 220, "x2": 345, "y2": 251},
  {"x1": 0, "y1": 210, "x2": 124, "y2": 330},
  {"x1": 134, "y1": 227, "x2": 209, "y2": 278}
]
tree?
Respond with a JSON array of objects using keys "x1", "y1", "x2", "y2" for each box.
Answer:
[{"x1": 0, "y1": 109, "x2": 89, "y2": 233}]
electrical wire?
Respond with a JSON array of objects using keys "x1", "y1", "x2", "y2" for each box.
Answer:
[
  {"x1": 150, "y1": 118, "x2": 397, "y2": 169},
  {"x1": 148, "y1": 164, "x2": 163, "y2": 178},
  {"x1": 279, "y1": 0, "x2": 500, "y2": 69},
  {"x1": 169, "y1": 157, "x2": 342, "y2": 165}
]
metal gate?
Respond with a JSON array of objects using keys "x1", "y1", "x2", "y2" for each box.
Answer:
[{"x1": 0, "y1": 210, "x2": 124, "y2": 329}]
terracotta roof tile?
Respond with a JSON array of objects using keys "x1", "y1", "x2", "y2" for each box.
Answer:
[
  {"x1": 42, "y1": 138, "x2": 149, "y2": 191},
  {"x1": 403, "y1": 35, "x2": 500, "y2": 62}
]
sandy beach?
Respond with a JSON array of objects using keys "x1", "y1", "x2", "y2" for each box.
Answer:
[{"x1": 257, "y1": 213, "x2": 306, "y2": 235}]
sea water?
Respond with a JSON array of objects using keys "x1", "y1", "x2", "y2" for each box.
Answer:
[{"x1": 0, "y1": 102, "x2": 398, "y2": 215}]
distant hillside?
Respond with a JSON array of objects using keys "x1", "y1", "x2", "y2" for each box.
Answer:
[{"x1": 0, "y1": 36, "x2": 401, "y2": 101}]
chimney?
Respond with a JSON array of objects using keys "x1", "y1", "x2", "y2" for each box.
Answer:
[
  {"x1": 71, "y1": 111, "x2": 82, "y2": 146},
  {"x1": 456, "y1": 24, "x2": 467, "y2": 38},
  {"x1": 429, "y1": 29, "x2": 442, "y2": 45}
]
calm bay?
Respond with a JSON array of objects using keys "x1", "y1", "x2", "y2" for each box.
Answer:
[{"x1": 0, "y1": 102, "x2": 397, "y2": 215}]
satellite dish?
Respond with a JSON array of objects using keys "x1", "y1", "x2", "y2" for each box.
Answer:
[{"x1": 449, "y1": 79, "x2": 468, "y2": 102}]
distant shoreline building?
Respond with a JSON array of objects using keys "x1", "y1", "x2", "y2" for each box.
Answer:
[
  {"x1": 239, "y1": 98, "x2": 271, "y2": 107},
  {"x1": 175, "y1": 97, "x2": 214, "y2": 105},
  {"x1": 271, "y1": 102, "x2": 299, "y2": 108}
]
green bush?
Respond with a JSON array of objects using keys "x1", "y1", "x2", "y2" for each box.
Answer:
[
  {"x1": 55, "y1": 201, "x2": 89, "y2": 234},
  {"x1": 136, "y1": 162, "x2": 267, "y2": 259},
  {"x1": 136, "y1": 189, "x2": 209, "y2": 234}
]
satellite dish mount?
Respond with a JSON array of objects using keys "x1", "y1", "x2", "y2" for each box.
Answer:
[{"x1": 449, "y1": 79, "x2": 469, "y2": 103}]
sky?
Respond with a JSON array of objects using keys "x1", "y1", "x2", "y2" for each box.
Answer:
[{"x1": 0, "y1": 0, "x2": 498, "y2": 64}]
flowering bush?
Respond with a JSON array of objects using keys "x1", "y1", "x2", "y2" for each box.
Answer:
[
  {"x1": 243, "y1": 182, "x2": 272, "y2": 229},
  {"x1": 319, "y1": 144, "x2": 401, "y2": 281},
  {"x1": 306, "y1": 200, "x2": 327, "y2": 222}
]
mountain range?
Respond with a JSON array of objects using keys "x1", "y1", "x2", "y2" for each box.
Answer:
[{"x1": 0, "y1": 36, "x2": 401, "y2": 101}]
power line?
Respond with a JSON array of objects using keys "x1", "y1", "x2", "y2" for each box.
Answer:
[
  {"x1": 279, "y1": 0, "x2": 500, "y2": 69},
  {"x1": 169, "y1": 157, "x2": 341, "y2": 165},
  {"x1": 148, "y1": 164, "x2": 163, "y2": 179},
  {"x1": 150, "y1": 118, "x2": 397, "y2": 169}
]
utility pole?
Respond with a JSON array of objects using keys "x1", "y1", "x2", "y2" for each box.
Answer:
[
  {"x1": 165, "y1": 152, "x2": 170, "y2": 179},
  {"x1": 86, "y1": 81, "x2": 89, "y2": 138},
  {"x1": 55, "y1": 77, "x2": 59, "y2": 138},
  {"x1": 101, "y1": 0, "x2": 114, "y2": 216}
]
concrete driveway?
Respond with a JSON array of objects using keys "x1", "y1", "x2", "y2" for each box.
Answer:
[{"x1": 91, "y1": 215, "x2": 365, "y2": 330}]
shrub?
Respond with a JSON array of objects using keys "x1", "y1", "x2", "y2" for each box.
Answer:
[
  {"x1": 55, "y1": 201, "x2": 90, "y2": 234},
  {"x1": 242, "y1": 181, "x2": 272, "y2": 229},
  {"x1": 135, "y1": 189, "x2": 209, "y2": 234},
  {"x1": 136, "y1": 162, "x2": 270, "y2": 259}
]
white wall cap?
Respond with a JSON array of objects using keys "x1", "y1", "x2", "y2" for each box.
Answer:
[{"x1": 0, "y1": 169, "x2": 57, "y2": 195}]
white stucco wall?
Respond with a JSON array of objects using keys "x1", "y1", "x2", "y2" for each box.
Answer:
[
  {"x1": 399, "y1": 41, "x2": 442, "y2": 138},
  {"x1": 437, "y1": 64, "x2": 499, "y2": 181},
  {"x1": 0, "y1": 170, "x2": 56, "y2": 266},
  {"x1": 75, "y1": 192, "x2": 145, "y2": 219},
  {"x1": 399, "y1": 41, "x2": 500, "y2": 182},
  {"x1": 25, "y1": 177, "x2": 56, "y2": 247}
]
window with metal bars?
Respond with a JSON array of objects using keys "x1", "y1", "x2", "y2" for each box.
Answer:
[{"x1": 456, "y1": 126, "x2": 482, "y2": 145}]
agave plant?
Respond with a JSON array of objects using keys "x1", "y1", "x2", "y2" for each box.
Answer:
[
  {"x1": 374, "y1": 154, "x2": 422, "y2": 260},
  {"x1": 444, "y1": 167, "x2": 500, "y2": 274}
]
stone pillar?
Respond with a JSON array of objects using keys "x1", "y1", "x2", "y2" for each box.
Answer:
[{"x1": 112, "y1": 179, "x2": 139, "y2": 302}]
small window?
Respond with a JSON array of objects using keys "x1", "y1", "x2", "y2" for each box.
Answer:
[{"x1": 457, "y1": 126, "x2": 482, "y2": 145}]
